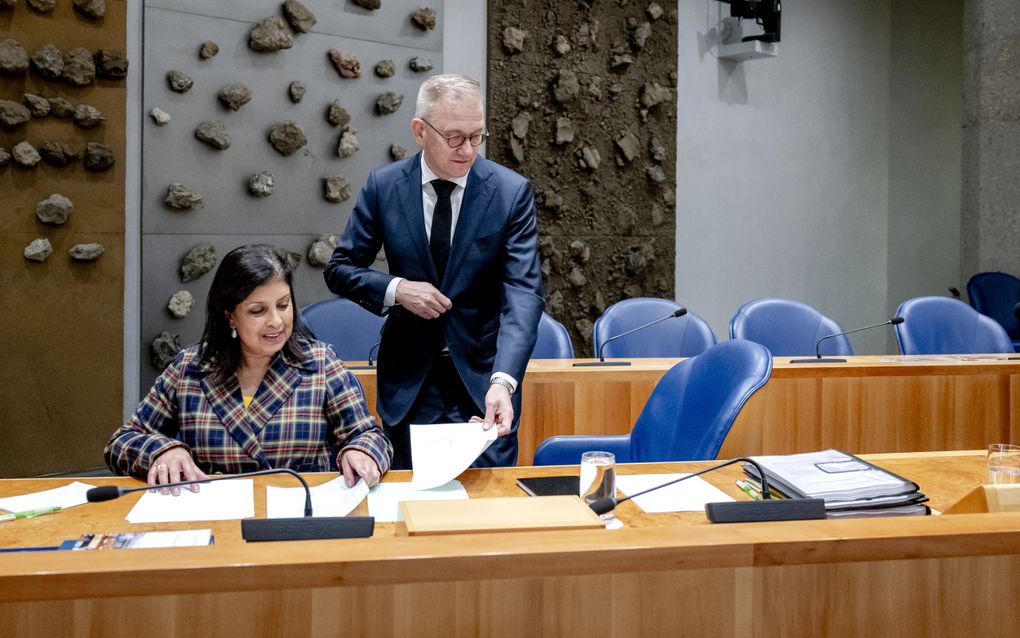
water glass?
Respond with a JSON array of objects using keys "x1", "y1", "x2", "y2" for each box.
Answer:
[
  {"x1": 580, "y1": 451, "x2": 616, "y2": 523},
  {"x1": 987, "y1": 444, "x2": 1020, "y2": 484}
]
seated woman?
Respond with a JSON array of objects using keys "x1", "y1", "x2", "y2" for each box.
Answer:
[{"x1": 106, "y1": 244, "x2": 392, "y2": 493}]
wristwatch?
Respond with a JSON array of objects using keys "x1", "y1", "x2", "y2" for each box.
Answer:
[{"x1": 490, "y1": 377, "x2": 515, "y2": 395}]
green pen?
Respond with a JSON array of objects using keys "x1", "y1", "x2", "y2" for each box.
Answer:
[
  {"x1": 0, "y1": 506, "x2": 62, "y2": 522},
  {"x1": 735, "y1": 480, "x2": 762, "y2": 501}
]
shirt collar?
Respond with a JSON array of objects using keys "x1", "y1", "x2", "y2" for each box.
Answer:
[{"x1": 420, "y1": 154, "x2": 469, "y2": 191}]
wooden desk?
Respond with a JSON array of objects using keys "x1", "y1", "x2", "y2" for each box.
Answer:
[
  {"x1": 353, "y1": 356, "x2": 1020, "y2": 464},
  {"x1": 2, "y1": 452, "x2": 1020, "y2": 637}
]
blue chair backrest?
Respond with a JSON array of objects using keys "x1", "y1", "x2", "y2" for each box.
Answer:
[
  {"x1": 301, "y1": 298, "x2": 386, "y2": 361},
  {"x1": 593, "y1": 298, "x2": 717, "y2": 358},
  {"x1": 729, "y1": 297, "x2": 853, "y2": 357},
  {"x1": 629, "y1": 339, "x2": 772, "y2": 461},
  {"x1": 967, "y1": 271, "x2": 1020, "y2": 342},
  {"x1": 894, "y1": 296, "x2": 1014, "y2": 355},
  {"x1": 532, "y1": 312, "x2": 574, "y2": 359}
]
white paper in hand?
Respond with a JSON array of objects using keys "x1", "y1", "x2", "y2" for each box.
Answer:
[{"x1": 409, "y1": 422, "x2": 497, "y2": 490}]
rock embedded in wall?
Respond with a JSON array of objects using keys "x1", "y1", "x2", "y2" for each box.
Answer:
[
  {"x1": 167, "y1": 290, "x2": 194, "y2": 318},
  {"x1": 217, "y1": 83, "x2": 251, "y2": 111},
  {"x1": 337, "y1": 129, "x2": 359, "y2": 158},
  {"x1": 353, "y1": 0, "x2": 381, "y2": 10},
  {"x1": 73, "y1": 103, "x2": 104, "y2": 128},
  {"x1": 326, "y1": 101, "x2": 350, "y2": 127},
  {"x1": 94, "y1": 48, "x2": 128, "y2": 79},
  {"x1": 0, "y1": 39, "x2": 29, "y2": 74},
  {"x1": 390, "y1": 144, "x2": 407, "y2": 160},
  {"x1": 376, "y1": 92, "x2": 403, "y2": 115},
  {"x1": 411, "y1": 7, "x2": 436, "y2": 31},
  {"x1": 307, "y1": 234, "x2": 337, "y2": 267},
  {"x1": 274, "y1": 246, "x2": 301, "y2": 270},
  {"x1": 288, "y1": 81, "x2": 305, "y2": 103},
  {"x1": 36, "y1": 194, "x2": 73, "y2": 225},
  {"x1": 48, "y1": 97, "x2": 73, "y2": 118},
  {"x1": 30, "y1": 44, "x2": 63, "y2": 79},
  {"x1": 24, "y1": 93, "x2": 50, "y2": 117},
  {"x1": 39, "y1": 141, "x2": 79, "y2": 167},
  {"x1": 166, "y1": 69, "x2": 193, "y2": 93},
  {"x1": 84, "y1": 142, "x2": 115, "y2": 171},
  {"x1": 268, "y1": 121, "x2": 307, "y2": 156},
  {"x1": 180, "y1": 243, "x2": 217, "y2": 283},
  {"x1": 282, "y1": 0, "x2": 316, "y2": 34},
  {"x1": 375, "y1": 59, "x2": 395, "y2": 78},
  {"x1": 150, "y1": 107, "x2": 170, "y2": 126},
  {"x1": 61, "y1": 47, "x2": 96, "y2": 86},
  {"x1": 502, "y1": 27, "x2": 527, "y2": 54},
  {"x1": 323, "y1": 175, "x2": 351, "y2": 202},
  {"x1": 0, "y1": 146, "x2": 9, "y2": 169},
  {"x1": 248, "y1": 171, "x2": 274, "y2": 197},
  {"x1": 12, "y1": 141, "x2": 41, "y2": 167},
  {"x1": 409, "y1": 56, "x2": 433, "y2": 72},
  {"x1": 69, "y1": 243, "x2": 105, "y2": 261},
  {"x1": 150, "y1": 331, "x2": 182, "y2": 371},
  {"x1": 199, "y1": 41, "x2": 219, "y2": 60},
  {"x1": 23, "y1": 238, "x2": 53, "y2": 262},
  {"x1": 27, "y1": 0, "x2": 55, "y2": 13},
  {"x1": 328, "y1": 49, "x2": 360, "y2": 79},
  {"x1": 249, "y1": 16, "x2": 294, "y2": 52},
  {"x1": 73, "y1": 0, "x2": 105, "y2": 19},
  {"x1": 0, "y1": 99, "x2": 31, "y2": 127},
  {"x1": 164, "y1": 183, "x2": 204, "y2": 210}
]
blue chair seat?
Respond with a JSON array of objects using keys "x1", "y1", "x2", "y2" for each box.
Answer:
[
  {"x1": 967, "y1": 272, "x2": 1020, "y2": 352},
  {"x1": 729, "y1": 297, "x2": 852, "y2": 357},
  {"x1": 894, "y1": 296, "x2": 1014, "y2": 355},
  {"x1": 532, "y1": 312, "x2": 574, "y2": 359},
  {"x1": 301, "y1": 298, "x2": 386, "y2": 361},
  {"x1": 593, "y1": 298, "x2": 716, "y2": 359},
  {"x1": 533, "y1": 340, "x2": 772, "y2": 465}
]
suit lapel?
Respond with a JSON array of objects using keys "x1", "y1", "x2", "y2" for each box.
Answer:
[
  {"x1": 396, "y1": 154, "x2": 439, "y2": 283},
  {"x1": 200, "y1": 373, "x2": 270, "y2": 468},
  {"x1": 445, "y1": 159, "x2": 495, "y2": 285},
  {"x1": 247, "y1": 354, "x2": 304, "y2": 442}
]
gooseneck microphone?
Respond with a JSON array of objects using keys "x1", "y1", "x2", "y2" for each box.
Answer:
[
  {"x1": 346, "y1": 341, "x2": 382, "y2": 370},
  {"x1": 574, "y1": 308, "x2": 688, "y2": 367},
  {"x1": 587, "y1": 457, "x2": 825, "y2": 523},
  {"x1": 87, "y1": 467, "x2": 374, "y2": 541},
  {"x1": 790, "y1": 316, "x2": 905, "y2": 364}
]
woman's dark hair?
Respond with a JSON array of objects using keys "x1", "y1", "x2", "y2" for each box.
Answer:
[{"x1": 198, "y1": 244, "x2": 314, "y2": 385}]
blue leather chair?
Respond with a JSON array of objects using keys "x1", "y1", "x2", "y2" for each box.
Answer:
[
  {"x1": 532, "y1": 312, "x2": 574, "y2": 359},
  {"x1": 592, "y1": 298, "x2": 716, "y2": 358},
  {"x1": 966, "y1": 272, "x2": 1020, "y2": 352},
  {"x1": 729, "y1": 297, "x2": 853, "y2": 357},
  {"x1": 533, "y1": 339, "x2": 772, "y2": 465},
  {"x1": 301, "y1": 298, "x2": 386, "y2": 361},
  {"x1": 894, "y1": 296, "x2": 1014, "y2": 355}
]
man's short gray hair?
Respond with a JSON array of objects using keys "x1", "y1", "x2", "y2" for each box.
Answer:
[{"x1": 415, "y1": 74, "x2": 483, "y2": 119}]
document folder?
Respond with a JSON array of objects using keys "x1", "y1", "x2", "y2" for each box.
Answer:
[{"x1": 400, "y1": 496, "x2": 604, "y2": 535}]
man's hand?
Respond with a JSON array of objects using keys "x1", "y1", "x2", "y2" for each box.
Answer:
[
  {"x1": 395, "y1": 280, "x2": 452, "y2": 319},
  {"x1": 479, "y1": 383, "x2": 514, "y2": 436}
]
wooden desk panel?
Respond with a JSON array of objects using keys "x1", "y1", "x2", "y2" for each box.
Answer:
[
  {"x1": 352, "y1": 357, "x2": 1020, "y2": 464},
  {"x1": 2, "y1": 452, "x2": 1020, "y2": 637}
]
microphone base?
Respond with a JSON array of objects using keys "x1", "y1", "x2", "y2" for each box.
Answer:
[
  {"x1": 572, "y1": 361, "x2": 632, "y2": 367},
  {"x1": 705, "y1": 498, "x2": 826, "y2": 523},
  {"x1": 242, "y1": 516, "x2": 375, "y2": 542},
  {"x1": 789, "y1": 358, "x2": 847, "y2": 364}
]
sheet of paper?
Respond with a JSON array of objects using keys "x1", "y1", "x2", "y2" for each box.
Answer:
[
  {"x1": 409, "y1": 422, "x2": 497, "y2": 489},
  {"x1": 265, "y1": 477, "x2": 369, "y2": 518},
  {"x1": 616, "y1": 474, "x2": 734, "y2": 513},
  {"x1": 367, "y1": 480, "x2": 468, "y2": 522},
  {"x1": 125, "y1": 479, "x2": 254, "y2": 523},
  {"x1": 0, "y1": 481, "x2": 96, "y2": 513}
]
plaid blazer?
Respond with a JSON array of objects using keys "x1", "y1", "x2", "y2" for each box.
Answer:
[{"x1": 105, "y1": 341, "x2": 392, "y2": 477}]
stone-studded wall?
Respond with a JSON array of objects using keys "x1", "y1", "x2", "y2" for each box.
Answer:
[
  {"x1": 962, "y1": 0, "x2": 1020, "y2": 278},
  {"x1": 487, "y1": 1, "x2": 677, "y2": 355},
  {"x1": 0, "y1": 0, "x2": 126, "y2": 476}
]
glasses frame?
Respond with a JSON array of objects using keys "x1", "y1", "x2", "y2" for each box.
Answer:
[{"x1": 420, "y1": 118, "x2": 488, "y2": 148}]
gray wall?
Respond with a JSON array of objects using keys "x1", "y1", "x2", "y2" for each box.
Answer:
[{"x1": 676, "y1": 0, "x2": 963, "y2": 354}]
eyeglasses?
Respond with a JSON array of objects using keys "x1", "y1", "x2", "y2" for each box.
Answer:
[{"x1": 420, "y1": 118, "x2": 488, "y2": 148}]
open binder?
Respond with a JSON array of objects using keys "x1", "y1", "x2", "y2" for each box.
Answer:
[{"x1": 744, "y1": 449, "x2": 929, "y2": 517}]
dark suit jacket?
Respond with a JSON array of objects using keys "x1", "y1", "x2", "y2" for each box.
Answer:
[{"x1": 324, "y1": 153, "x2": 544, "y2": 427}]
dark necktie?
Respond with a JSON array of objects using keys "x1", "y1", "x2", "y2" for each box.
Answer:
[{"x1": 429, "y1": 179, "x2": 456, "y2": 281}]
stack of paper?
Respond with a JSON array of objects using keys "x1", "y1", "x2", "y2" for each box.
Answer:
[{"x1": 745, "y1": 450, "x2": 929, "y2": 517}]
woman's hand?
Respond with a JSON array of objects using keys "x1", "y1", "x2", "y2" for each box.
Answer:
[
  {"x1": 340, "y1": 449, "x2": 382, "y2": 488},
  {"x1": 147, "y1": 447, "x2": 210, "y2": 496}
]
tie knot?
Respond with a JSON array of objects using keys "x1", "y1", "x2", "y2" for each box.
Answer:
[{"x1": 431, "y1": 179, "x2": 456, "y2": 198}]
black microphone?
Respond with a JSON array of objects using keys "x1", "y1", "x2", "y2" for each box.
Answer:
[
  {"x1": 347, "y1": 341, "x2": 382, "y2": 370},
  {"x1": 87, "y1": 468, "x2": 374, "y2": 542},
  {"x1": 587, "y1": 457, "x2": 825, "y2": 523},
  {"x1": 574, "y1": 308, "x2": 688, "y2": 367},
  {"x1": 1014, "y1": 301, "x2": 1020, "y2": 322},
  {"x1": 790, "y1": 316, "x2": 904, "y2": 364}
]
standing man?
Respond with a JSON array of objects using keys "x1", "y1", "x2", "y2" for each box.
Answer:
[{"x1": 324, "y1": 74, "x2": 543, "y2": 469}]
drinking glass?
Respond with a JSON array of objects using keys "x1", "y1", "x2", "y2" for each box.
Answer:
[
  {"x1": 987, "y1": 444, "x2": 1020, "y2": 484},
  {"x1": 580, "y1": 451, "x2": 616, "y2": 523}
]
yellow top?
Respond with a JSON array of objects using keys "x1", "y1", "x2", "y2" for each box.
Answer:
[{"x1": 242, "y1": 395, "x2": 253, "y2": 409}]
